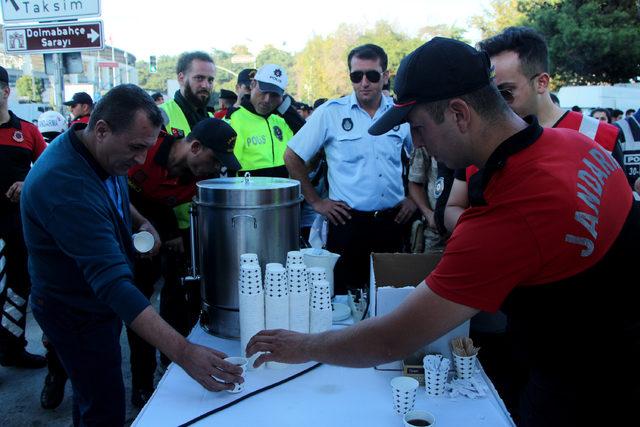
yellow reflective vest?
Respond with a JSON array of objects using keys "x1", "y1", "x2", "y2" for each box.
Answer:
[{"x1": 227, "y1": 107, "x2": 293, "y2": 173}]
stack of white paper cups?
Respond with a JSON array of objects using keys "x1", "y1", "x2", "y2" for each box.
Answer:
[
  {"x1": 264, "y1": 264, "x2": 289, "y2": 369},
  {"x1": 310, "y1": 279, "x2": 332, "y2": 333},
  {"x1": 287, "y1": 264, "x2": 310, "y2": 333},
  {"x1": 285, "y1": 250, "x2": 304, "y2": 269},
  {"x1": 306, "y1": 266, "x2": 327, "y2": 293},
  {"x1": 423, "y1": 354, "x2": 450, "y2": 397},
  {"x1": 238, "y1": 263, "x2": 264, "y2": 369}
]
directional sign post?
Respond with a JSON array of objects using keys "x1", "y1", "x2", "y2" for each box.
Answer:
[
  {"x1": 3, "y1": 21, "x2": 103, "y2": 54},
  {"x1": 1, "y1": 0, "x2": 101, "y2": 22}
]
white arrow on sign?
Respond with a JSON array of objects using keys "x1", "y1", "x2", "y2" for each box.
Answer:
[{"x1": 87, "y1": 29, "x2": 100, "y2": 43}]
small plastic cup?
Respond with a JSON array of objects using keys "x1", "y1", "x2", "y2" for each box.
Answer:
[
  {"x1": 390, "y1": 376, "x2": 419, "y2": 415},
  {"x1": 223, "y1": 356, "x2": 248, "y2": 393},
  {"x1": 453, "y1": 353, "x2": 477, "y2": 380},
  {"x1": 132, "y1": 231, "x2": 154, "y2": 253},
  {"x1": 403, "y1": 410, "x2": 436, "y2": 426}
]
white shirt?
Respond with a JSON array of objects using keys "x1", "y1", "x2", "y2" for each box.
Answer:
[{"x1": 288, "y1": 93, "x2": 412, "y2": 211}]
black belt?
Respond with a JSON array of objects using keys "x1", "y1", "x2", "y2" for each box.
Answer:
[{"x1": 350, "y1": 205, "x2": 400, "y2": 219}]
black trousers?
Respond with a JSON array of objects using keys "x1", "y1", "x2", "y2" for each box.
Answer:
[
  {"x1": 32, "y1": 298, "x2": 125, "y2": 427},
  {"x1": 0, "y1": 209, "x2": 30, "y2": 352},
  {"x1": 326, "y1": 207, "x2": 406, "y2": 295}
]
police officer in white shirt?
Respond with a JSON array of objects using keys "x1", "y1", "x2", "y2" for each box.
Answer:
[{"x1": 285, "y1": 44, "x2": 416, "y2": 294}]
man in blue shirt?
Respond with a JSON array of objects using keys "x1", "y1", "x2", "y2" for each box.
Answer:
[
  {"x1": 21, "y1": 85, "x2": 242, "y2": 426},
  {"x1": 285, "y1": 44, "x2": 416, "y2": 294}
]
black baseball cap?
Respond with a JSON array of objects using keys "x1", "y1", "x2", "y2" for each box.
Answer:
[
  {"x1": 188, "y1": 118, "x2": 241, "y2": 171},
  {"x1": 0, "y1": 66, "x2": 8, "y2": 84},
  {"x1": 219, "y1": 89, "x2": 238, "y2": 102},
  {"x1": 237, "y1": 68, "x2": 256, "y2": 87},
  {"x1": 63, "y1": 92, "x2": 94, "y2": 106},
  {"x1": 369, "y1": 37, "x2": 493, "y2": 136}
]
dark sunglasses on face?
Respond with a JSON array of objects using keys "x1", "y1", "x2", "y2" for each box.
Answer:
[{"x1": 350, "y1": 70, "x2": 383, "y2": 84}]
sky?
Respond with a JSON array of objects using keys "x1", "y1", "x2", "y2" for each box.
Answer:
[{"x1": 0, "y1": 0, "x2": 492, "y2": 60}]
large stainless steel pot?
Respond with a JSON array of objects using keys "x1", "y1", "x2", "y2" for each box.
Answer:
[{"x1": 189, "y1": 175, "x2": 302, "y2": 338}]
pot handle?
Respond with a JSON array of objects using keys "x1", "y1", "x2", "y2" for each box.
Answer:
[
  {"x1": 231, "y1": 214, "x2": 257, "y2": 229},
  {"x1": 182, "y1": 202, "x2": 201, "y2": 285}
]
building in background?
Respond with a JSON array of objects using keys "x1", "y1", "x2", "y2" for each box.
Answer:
[{"x1": 0, "y1": 24, "x2": 137, "y2": 121}]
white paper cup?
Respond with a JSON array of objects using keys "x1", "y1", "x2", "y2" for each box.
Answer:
[
  {"x1": 285, "y1": 251, "x2": 304, "y2": 268},
  {"x1": 240, "y1": 253, "x2": 259, "y2": 265},
  {"x1": 424, "y1": 368, "x2": 448, "y2": 397},
  {"x1": 133, "y1": 231, "x2": 154, "y2": 253},
  {"x1": 403, "y1": 410, "x2": 436, "y2": 427},
  {"x1": 223, "y1": 356, "x2": 248, "y2": 393},
  {"x1": 453, "y1": 353, "x2": 477, "y2": 380},
  {"x1": 391, "y1": 376, "x2": 419, "y2": 415}
]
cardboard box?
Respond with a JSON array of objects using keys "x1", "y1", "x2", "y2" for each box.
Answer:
[{"x1": 369, "y1": 252, "x2": 470, "y2": 370}]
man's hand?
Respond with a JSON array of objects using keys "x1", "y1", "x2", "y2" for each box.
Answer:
[
  {"x1": 164, "y1": 236, "x2": 184, "y2": 254},
  {"x1": 312, "y1": 199, "x2": 351, "y2": 225},
  {"x1": 176, "y1": 342, "x2": 243, "y2": 392},
  {"x1": 394, "y1": 198, "x2": 417, "y2": 224},
  {"x1": 137, "y1": 222, "x2": 161, "y2": 257},
  {"x1": 423, "y1": 210, "x2": 436, "y2": 230},
  {"x1": 5, "y1": 181, "x2": 23, "y2": 203},
  {"x1": 246, "y1": 329, "x2": 312, "y2": 368}
]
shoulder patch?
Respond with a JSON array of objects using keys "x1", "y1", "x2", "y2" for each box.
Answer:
[{"x1": 273, "y1": 125, "x2": 283, "y2": 141}]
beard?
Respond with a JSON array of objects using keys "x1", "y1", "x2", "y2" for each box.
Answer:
[{"x1": 184, "y1": 81, "x2": 211, "y2": 109}]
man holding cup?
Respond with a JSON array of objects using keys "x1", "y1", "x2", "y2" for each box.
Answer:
[
  {"x1": 126, "y1": 117, "x2": 240, "y2": 406},
  {"x1": 248, "y1": 38, "x2": 640, "y2": 426},
  {"x1": 21, "y1": 85, "x2": 242, "y2": 426}
]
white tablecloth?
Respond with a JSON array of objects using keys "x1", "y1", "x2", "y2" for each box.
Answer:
[{"x1": 134, "y1": 322, "x2": 514, "y2": 427}]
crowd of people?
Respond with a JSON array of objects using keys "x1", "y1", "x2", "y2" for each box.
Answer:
[{"x1": 0, "y1": 25, "x2": 638, "y2": 427}]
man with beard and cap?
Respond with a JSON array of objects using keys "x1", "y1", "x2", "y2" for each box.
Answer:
[
  {"x1": 126, "y1": 118, "x2": 240, "y2": 407},
  {"x1": 247, "y1": 37, "x2": 640, "y2": 427},
  {"x1": 226, "y1": 63, "x2": 305, "y2": 177}
]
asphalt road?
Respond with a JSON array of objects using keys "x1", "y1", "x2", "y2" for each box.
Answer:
[{"x1": 0, "y1": 286, "x2": 163, "y2": 427}]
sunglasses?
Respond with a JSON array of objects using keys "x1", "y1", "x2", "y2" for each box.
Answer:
[
  {"x1": 499, "y1": 72, "x2": 543, "y2": 103},
  {"x1": 349, "y1": 70, "x2": 383, "y2": 84}
]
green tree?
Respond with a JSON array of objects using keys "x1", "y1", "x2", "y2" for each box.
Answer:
[
  {"x1": 15, "y1": 75, "x2": 44, "y2": 102},
  {"x1": 137, "y1": 55, "x2": 178, "y2": 93},
  {"x1": 523, "y1": 0, "x2": 640, "y2": 85},
  {"x1": 291, "y1": 21, "x2": 425, "y2": 102},
  {"x1": 256, "y1": 45, "x2": 294, "y2": 70},
  {"x1": 470, "y1": 0, "x2": 527, "y2": 39},
  {"x1": 291, "y1": 24, "x2": 359, "y2": 103},
  {"x1": 418, "y1": 24, "x2": 469, "y2": 44},
  {"x1": 357, "y1": 21, "x2": 424, "y2": 75}
]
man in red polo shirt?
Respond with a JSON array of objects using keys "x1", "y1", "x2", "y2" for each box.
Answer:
[
  {"x1": 0, "y1": 66, "x2": 48, "y2": 369},
  {"x1": 246, "y1": 38, "x2": 640, "y2": 427},
  {"x1": 126, "y1": 117, "x2": 239, "y2": 407}
]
